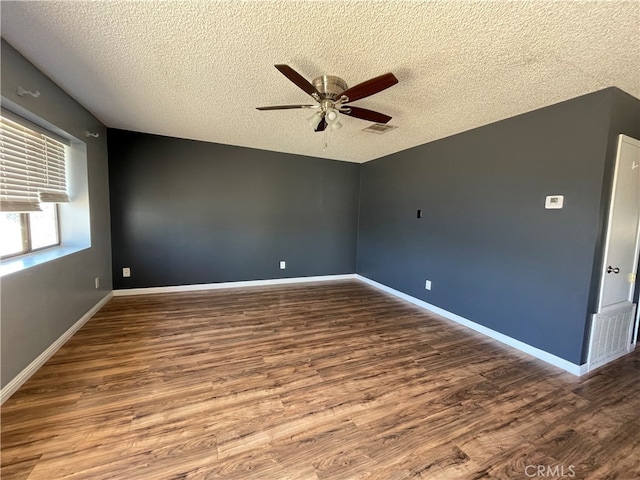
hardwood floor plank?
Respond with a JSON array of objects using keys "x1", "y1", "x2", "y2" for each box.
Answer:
[{"x1": 2, "y1": 280, "x2": 639, "y2": 479}]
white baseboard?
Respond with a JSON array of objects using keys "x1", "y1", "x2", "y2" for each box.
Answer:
[
  {"x1": 3, "y1": 273, "x2": 588, "y2": 403},
  {"x1": 113, "y1": 274, "x2": 357, "y2": 296},
  {"x1": 1, "y1": 292, "x2": 113, "y2": 404},
  {"x1": 356, "y1": 275, "x2": 588, "y2": 376}
]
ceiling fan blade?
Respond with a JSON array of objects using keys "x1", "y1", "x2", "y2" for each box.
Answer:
[
  {"x1": 256, "y1": 105, "x2": 316, "y2": 110},
  {"x1": 340, "y1": 72, "x2": 398, "y2": 103},
  {"x1": 274, "y1": 64, "x2": 320, "y2": 98},
  {"x1": 315, "y1": 117, "x2": 328, "y2": 132},
  {"x1": 342, "y1": 106, "x2": 392, "y2": 124}
]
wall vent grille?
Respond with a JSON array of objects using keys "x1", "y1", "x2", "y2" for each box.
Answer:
[
  {"x1": 587, "y1": 303, "x2": 635, "y2": 371},
  {"x1": 362, "y1": 124, "x2": 398, "y2": 134}
]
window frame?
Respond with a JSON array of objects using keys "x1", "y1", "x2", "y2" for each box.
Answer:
[
  {"x1": 0, "y1": 204, "x2": 61, "y2": 260},
  {"x1": 1, "y1": 109, "x2": 68, "y2": 261},
  {"x1": 0, "y1": 106, "x2": 92, "y2": 278}
]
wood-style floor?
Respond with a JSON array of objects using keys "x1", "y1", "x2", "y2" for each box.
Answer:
[{"x1": 2, "y1": 280, "x2": 639, "y2": 479}]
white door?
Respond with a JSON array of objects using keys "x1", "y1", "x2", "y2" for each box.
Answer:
[{"x1": 597, "y1": 135, "x2": 640, "y2": 312}]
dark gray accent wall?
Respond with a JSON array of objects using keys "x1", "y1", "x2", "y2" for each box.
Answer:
[
  {"x1": 1, "y1": 40, "x2": 112, "y2": 389},
  {"x1": 357, "y1": 88, "x2": 640, "y2": 365},
  {"x1": 108, "y1": 130, "x2": 360, "y2": 289}
]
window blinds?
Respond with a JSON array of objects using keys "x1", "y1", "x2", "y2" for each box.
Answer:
[{"x1": 0, "y1": 114, "x2": 69, "y2": 212}]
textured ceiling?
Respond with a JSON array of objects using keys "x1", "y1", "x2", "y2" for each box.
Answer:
[{"x1": 1, "y1": 1, "x2": 638, "y2": 163}]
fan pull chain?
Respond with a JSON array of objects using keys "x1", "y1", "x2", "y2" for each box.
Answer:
[{"x1": 323, "y1": 129, "x2": 328, "y2": 151}]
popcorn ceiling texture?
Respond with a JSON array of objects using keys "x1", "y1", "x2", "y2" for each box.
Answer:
[{"x1": 1, "y1": 1, "x2": 638, "y2": 163}]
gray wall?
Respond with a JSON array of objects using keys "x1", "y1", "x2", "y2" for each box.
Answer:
[
  {"x1": 108, "y1": 129, "x2": 360, "y2": 289},
  {"x1": 0, "y1": 40, "x2": 112, "y2": 388},
  {"x1": 357, "y1": 88, "x2": 640, "y2": 365}
]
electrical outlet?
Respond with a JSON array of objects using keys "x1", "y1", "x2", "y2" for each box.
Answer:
[
  {"x1": 95, "y1": 277, "x2": 100, "y2": 289},
  {"x1": 279, "y1": 261, "x2": 286, "y2": 270},
  {"x1": 545, "y1": 195, "x2": 564, "y2": 209},
  {"x1": 123, "y1": 267, "x2": 131, "y2": 277},
  {"x1": 425, "y1": 280, "x2": 432, "y2": 290}
]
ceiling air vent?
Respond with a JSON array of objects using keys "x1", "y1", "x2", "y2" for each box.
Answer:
[{"x1": 362, "y1": 123, "x2": 398, "y2": 134}]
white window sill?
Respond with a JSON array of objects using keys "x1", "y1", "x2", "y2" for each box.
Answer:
[{"x1": 0, "y1": 245, "x2": 89, "y2": 277}]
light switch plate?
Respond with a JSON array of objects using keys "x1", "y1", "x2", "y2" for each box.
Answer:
[{"x1": 545, "y1": 195, "x2": 564, "y2": 209}]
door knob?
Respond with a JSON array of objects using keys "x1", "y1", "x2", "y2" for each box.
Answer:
[{"x1": 607, "y1": 266, "x2": 620, "y2": 274}]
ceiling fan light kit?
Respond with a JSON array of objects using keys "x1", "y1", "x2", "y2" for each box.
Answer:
[
  {"x1": 257, "y1": 65, "x2": 398, "y2": 133},
  {"x1": 307, "y1": 111, "x2": 323, "y2": 129}
]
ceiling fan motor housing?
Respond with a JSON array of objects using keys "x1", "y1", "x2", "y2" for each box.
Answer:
[{"x1": 313, "y1": 75, "x2": 348, "y2": 100}]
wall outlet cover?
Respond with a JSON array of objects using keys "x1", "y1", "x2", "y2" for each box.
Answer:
[{"x1": 545, "y1": 195, "x2": 564, "y2": 209}]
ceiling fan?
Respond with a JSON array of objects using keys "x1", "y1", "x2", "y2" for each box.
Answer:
[{"x1": 256, "y1": 65, "x2": 398, "y2": 132}]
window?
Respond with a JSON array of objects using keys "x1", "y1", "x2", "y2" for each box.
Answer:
[
  {"x1": 0, "y1": 204, "x2": 59, "y2": 258},
  {"x1": 0, "y1": 112, "x2": 68, "y2": 259}
]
